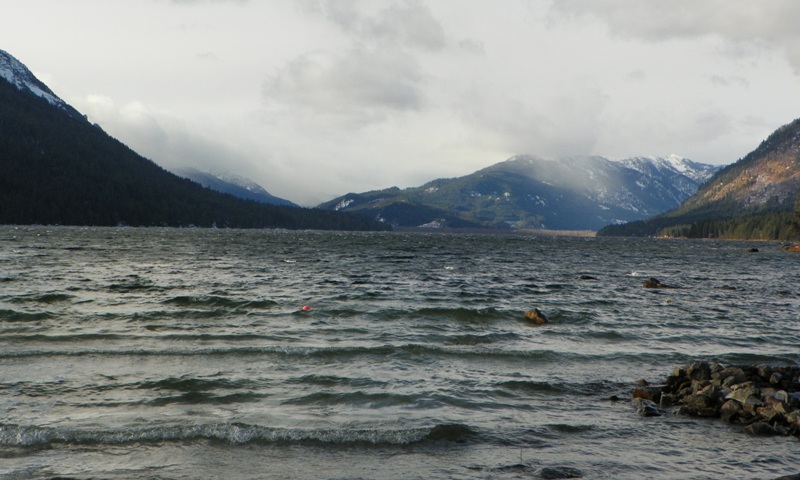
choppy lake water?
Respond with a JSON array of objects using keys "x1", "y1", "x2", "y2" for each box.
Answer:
[{"x1": 1, "y1": 226, "x2": 799, "y2": 479}]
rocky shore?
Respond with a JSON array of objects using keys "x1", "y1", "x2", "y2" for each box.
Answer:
[{"x1": 631, "y1": 362, "x2": 800, "y2": 439}]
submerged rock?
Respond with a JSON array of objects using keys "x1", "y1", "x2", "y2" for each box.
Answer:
[
  {"x1": 524, "y1": 308, "x2": 549, "y2": 325},
  {"x1": 744, "y1": 421, "x2": 779, "y2": 436},
  {"x1": 642, "y1": 277, "x2": 678, "y2": 289},
  {"x1": 533, "y1": 466, "x2": 584, "y2": 479},
  {"x1": 632, "y1": 397, "x2": 663, "y2": 417}
]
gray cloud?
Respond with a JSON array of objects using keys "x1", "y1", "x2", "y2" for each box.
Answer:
[
  {"x1": 302, "y1": 0, "x2": 447, "y2": 51},
  {"x1": 460, "y1": 84, "x2": 609, "y2": 159},
  {"x1": 626, "y1": 69, "x2": 646, "y2": 81},
  {"x1": 196, "y1": 52, "x2": 220, "y2": 61},
  {"x1": 710, "y1": 75, "x2": 749, "y2": 88},
  {"x1": 363, "y1": 1, "x2": 446, "y2": 51},
  {"x1": 457, "y1": 38, "x2": 485, "y2": 55},
  {"x1": 263, "y1": 44, "x2": 426, "y2": 127},
  {"x1": 166, "y1": 0, "x2": 248, "y2": 5},
  {"x1": 78, "y1": 95, "x2": 258, "y2": 177},
  {"x1": 550, "y1": 0, "x2": 800, "y2": 73}
]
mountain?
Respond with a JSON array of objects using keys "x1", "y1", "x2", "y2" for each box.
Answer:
[
  {"x1": 598, "y1": 118, "x2": 800, "y2": 240},
  {"x1": 0, "y1": 49, "x2": 387, "y2": 231},
  {"x1": 0, "y1": 50, "x2": 77, "y2": 115},
  {"x1": 318, "y1": 155, "x2": 719, "y2": 231},
  {"x1": 175, "y1": 168, "x2": 297, "y2": 207}
]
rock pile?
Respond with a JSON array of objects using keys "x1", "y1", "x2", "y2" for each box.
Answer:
[{"x1": 632, "y1": 362, "x2": 800, "y2": 438}]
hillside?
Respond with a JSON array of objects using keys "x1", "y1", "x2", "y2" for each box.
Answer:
[
  {"x1": 319, "y1": 155, "x2": 719, "y2": 231},
  {"x1": 598, "y1": 118, "x2": 800, "y2": 240},
  {"x1": 0, "y1": 50, "x2": 387, "y2": 231}
]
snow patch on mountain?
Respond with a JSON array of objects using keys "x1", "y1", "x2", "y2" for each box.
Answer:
[
  {"x1": 0, "y1": 49, "x2": 66, "y2": 109},
  {"x1": 175, "y1": 167, "x2": 297, "y2": 207},
  {"x1": 613, "y1": 155, "x2": 719, "y2": 183}
]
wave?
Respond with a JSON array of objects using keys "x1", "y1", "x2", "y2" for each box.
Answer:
[
  {"x1": 285, "y1": 374, "x2": 388, "y2": 389},
  {"x1": 138, "y1": 376, "x2": 264, "y2": 392},
  {"x1": 0, "y1": 422, "x2": 478, "y2": 448},
  {"x1": 0, "y1": 309, "x2": 55, "y2": 322},
  {"x1": 282, "y1": 390, "x2": 416, "y2": 407},
  {"x1": 107, "y1": 283, "x2": 164, "y2": 293},
  {"x1": 496, "y1": 379, "x2": 628, "y2": 397},
  {"x1": 444, "y1": 332, "x2": 518, "y2": 346},
  {"x1": 0, "y1": 343, "x2": 685, "y2": 364},
  {"x1": 0, "y1": 332, "x2": 291, "y2": 344},
  {"x1": 161, "y1": 296, "x2": 278, "y2": 309},
  {"x1": 8, "y1": 293, "x2": 75, "y2": 304},
  {"x1": 400, "y1": 307, "x2": 510, "y2": 322},
  {"x1": 146, "y1": 391, "x2": 268, "y2": 406},
  {"x1": 0, "y1": 343, "x2": 573, "y2": 362}
]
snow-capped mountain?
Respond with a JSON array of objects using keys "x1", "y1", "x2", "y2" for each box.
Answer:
[
  {"x1": 319, "y1": 155, "x2": 722, "y2": 231},
  {"x1": 0, "y1": 49, "x2": 67, "y2": 109},
  {"x1": 0, "y1": 49, "x2": 87, "y2": 123},
  {"x1": 613, "y1": 155, "x2": 720, "y2": 183}
]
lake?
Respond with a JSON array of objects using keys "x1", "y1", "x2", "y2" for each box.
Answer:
[{"x1": 1, "y1": 226, "x2": 798, "y2": 479}]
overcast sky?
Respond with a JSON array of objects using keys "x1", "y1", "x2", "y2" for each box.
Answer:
[{"x1": 3, "y1": 0, "x2": 799, "y2": 205}]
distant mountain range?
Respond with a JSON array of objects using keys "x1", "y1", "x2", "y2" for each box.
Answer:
[
  {"x1": 318, "y1": 155, "x2": 720, "y2": 231},
  {"x1": 599, "y1": 118, "x2": 800, "y2": 240},
  {"x1": 0, "y1": 49, "x2": 386, "y2": 231},
  {"x1": 175, "y1": 168, "x2": 297, "y2": 207}
]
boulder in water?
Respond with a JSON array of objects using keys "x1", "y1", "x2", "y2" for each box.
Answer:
[
  {"x1": 632, "y1": 397, "x2": 663, "y2": 417},
  {"x1": 533, "y1": 466, "x2": 584, "y2": 479},
  {"x1": 744, "y1": 421, "x2": 779, "y2": 436},
  {"x1": 524, "y1": 308, "x2": 549, "y2": 325},
  {"x1": 643, "y1": 277, "x2": 678, "y2": 289}
]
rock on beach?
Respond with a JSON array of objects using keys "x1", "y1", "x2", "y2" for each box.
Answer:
[{"x1": 632, "y1": 362, "x2": 800, "y2": 439}]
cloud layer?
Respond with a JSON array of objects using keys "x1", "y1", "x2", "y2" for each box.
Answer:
[{"x1": 9, "y1": 0, "x2": 797, "y2": 205}]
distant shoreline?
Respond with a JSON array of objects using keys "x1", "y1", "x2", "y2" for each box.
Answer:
[{"x1": 393, "y1": 226, "x2": 596, "y2": 237}]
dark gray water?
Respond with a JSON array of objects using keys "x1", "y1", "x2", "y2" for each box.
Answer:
[{"x1": 1, "y1": 226, "x2": 799, "y2": 479}]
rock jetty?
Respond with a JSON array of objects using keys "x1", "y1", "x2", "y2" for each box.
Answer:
[{"x1": 632, "y1": 362, "x2": 800, "y2": 439}]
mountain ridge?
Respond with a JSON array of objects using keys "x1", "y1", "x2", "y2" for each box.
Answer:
[
  {"x1": 319, "y1": 154, "x2": 720, "y2": 231},
  {"x1": 175, "y1": 168, "x2": 298, "y2": 207}
]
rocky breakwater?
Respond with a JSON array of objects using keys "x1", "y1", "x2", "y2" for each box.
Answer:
[{"x1": 632, "y1": 362, "x2": 800, "y2": 438}]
